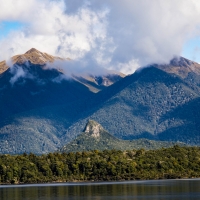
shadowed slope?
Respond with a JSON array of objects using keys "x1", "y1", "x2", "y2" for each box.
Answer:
[
  {"x1": 0, "y1": 48, "x2": 124, "y2": 120},
  {"x1": 62, "y1": 66, "x2": 200, "y2": 144},
  {"x1": 1, "y1": 56, "x2": 200, "y2": 154}
]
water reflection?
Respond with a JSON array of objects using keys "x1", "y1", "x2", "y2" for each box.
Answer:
[{"x1": 0, "y1": 179, "x2": 200, "y2": 200}]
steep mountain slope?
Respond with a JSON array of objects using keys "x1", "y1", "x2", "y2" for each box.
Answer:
[
  {"x1": 62, "y1": 65, "x2": 200, "y2": 145},
  {"x1": 0, "y1": 48, "x2": 124, "y2": 92},
  {"x1": 0, "y1": 61, "x2": 8, "y2": 74},
  {"x1": 1, "y1": 52, "x2": 200, "y2": 154},
  {"x1": 157, "y1": 97, "x2": 200, "y2": 143},
  {"x1": 73, "y1": 72, "x2": 125, "y2": 93},
  {"x1": 0, "y1": 48, "x2": 125, "y2": 154},
  {"x1": 157, "y1": 57, "x2": 200, "y2": 78},
  {"x1": 59, "y1": 120, "x2": 182, "y2": 153},
  {"x1": 0, "y1": 62, "x2": 93, "y2": 120},
  {"x1": 0, "y1": 48, "x2": 124, "y2": 120},
  {"x1": 0, "y1": 48, "x2": 64, "y2": 74}
]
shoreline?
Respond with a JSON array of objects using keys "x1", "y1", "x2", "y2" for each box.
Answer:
[
  {"x1": 1, "y1": 177, "x2": 200, "y2": 187},
  {"x1": 1, "y1": 146, "x2": 200, "y2": 186}
]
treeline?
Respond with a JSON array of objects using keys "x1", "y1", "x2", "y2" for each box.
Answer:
[{"x1": 1, "y1": 146, "x2": 200, "y2": 184}]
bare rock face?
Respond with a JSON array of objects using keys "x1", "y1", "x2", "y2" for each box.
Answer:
[
  {"x1": 83, "y1": 120, "x2": 104, "y2": 138},
  {"x1": 12, "y1": 48, "x2": 64, "y2": 65},
  {"x1": 157, "y1": 57, "x2": 200, "y2": 78},
  {"x1": 0, "y1": 48, "x2": 65, "y2": 75},
  {"x1": 0, "y1": 60, "x2": 8, "y2": 74}
]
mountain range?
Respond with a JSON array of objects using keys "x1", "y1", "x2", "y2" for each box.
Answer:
[
  {"x1": 0, "y1": 48, "x2": 123, "y2": 119},
  {"x1": 0, "y1": 48, "x2": 200, "y2": 154}
]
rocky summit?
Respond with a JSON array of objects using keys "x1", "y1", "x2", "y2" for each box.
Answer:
[{"x1": 83, "y1": 120, "x2": 104, "y2": 138}]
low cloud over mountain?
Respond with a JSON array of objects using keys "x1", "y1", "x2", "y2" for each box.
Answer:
[{"x1": 1, "y1": 0, "x2": 200, "y2": 74}]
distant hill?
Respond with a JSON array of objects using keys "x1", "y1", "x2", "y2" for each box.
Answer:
[{"x1": 59, "y1": 120, "x2": 184, "y2": 153}]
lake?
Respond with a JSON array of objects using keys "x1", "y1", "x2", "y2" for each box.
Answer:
[{"x1": 0, "y1": 179, "x2": 200, "y2": 200}]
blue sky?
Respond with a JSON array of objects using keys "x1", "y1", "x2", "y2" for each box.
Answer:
[
  {"x1": 182, "y1": 38, "x2": 200, "y2": 63},
  {"x1": 0, "y1": 21, "x2": 23, "y2": 39},
  {"x1": 0, "y1": 0, "x2": 200, "y2": 74}
]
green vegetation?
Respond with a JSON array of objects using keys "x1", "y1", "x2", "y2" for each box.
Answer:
[
  {"x1": 1, "y1": 60, "x2": 200, "y2": 155},
  {"x1": 0, "y1": 146, "x2": 200, "y2": 184},
  {"x1": 60, "y1": 120, "x2": 183, "y2": 153},
  {"x1": 64, "y1": 67, "x2": 200, "y2": 145}
]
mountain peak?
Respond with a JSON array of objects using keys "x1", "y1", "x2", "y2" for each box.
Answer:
[
  {"x1": 25, "y1": 48, "x2": 41, "y2": 55},
  {"x1": 83, "y1": 120, "x2": 104, "y2": 138},
  {"x1": 12, "y1": 48, "x2": 63, "y2": 65},
  {"x1": 157, "y1": 56, "x2": 200, "y2": 78},
  {"x1": 0, "y1": 48, "x2": 63, "y2": 73}
]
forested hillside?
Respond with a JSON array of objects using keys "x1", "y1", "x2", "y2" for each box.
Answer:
[
  {"x1": 1, "y1": 50, "x2": 200, "y2": 154},
  {"x1": 60, "y1": 120, "x2": 182, "y2": 152},
  {"x1": 63, "y1": 66, "x2": 200, "y2": 145}
]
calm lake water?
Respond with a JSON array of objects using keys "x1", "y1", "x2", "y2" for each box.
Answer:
[{"x1": 0, "y1": 179, "x2": 200, "y2": 200}]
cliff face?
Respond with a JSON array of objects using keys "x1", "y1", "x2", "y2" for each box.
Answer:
[{"x1": 83, "y1": 120, "x2": 104, "y2": 138}]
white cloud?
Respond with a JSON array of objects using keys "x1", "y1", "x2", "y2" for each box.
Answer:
[
  {"x1": 0, "y1": 0, "x2": 109, "y2": 63},
  {"x1": 92, "y1": 0, "x2": 200, "y2": 67},
  {"x1": 9, "y1": 62, "x2": 35, "y2": 85},
  {"x1": 0, "y1": 0, "x2": 200, "y2": 74},
  {"x1": 0, "y1": 0, "x2": 36, "y2": 21}
]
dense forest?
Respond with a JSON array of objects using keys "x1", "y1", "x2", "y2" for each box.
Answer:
[{"x1": 0, "y1": 146, "x2": 200, "y2": 184}]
